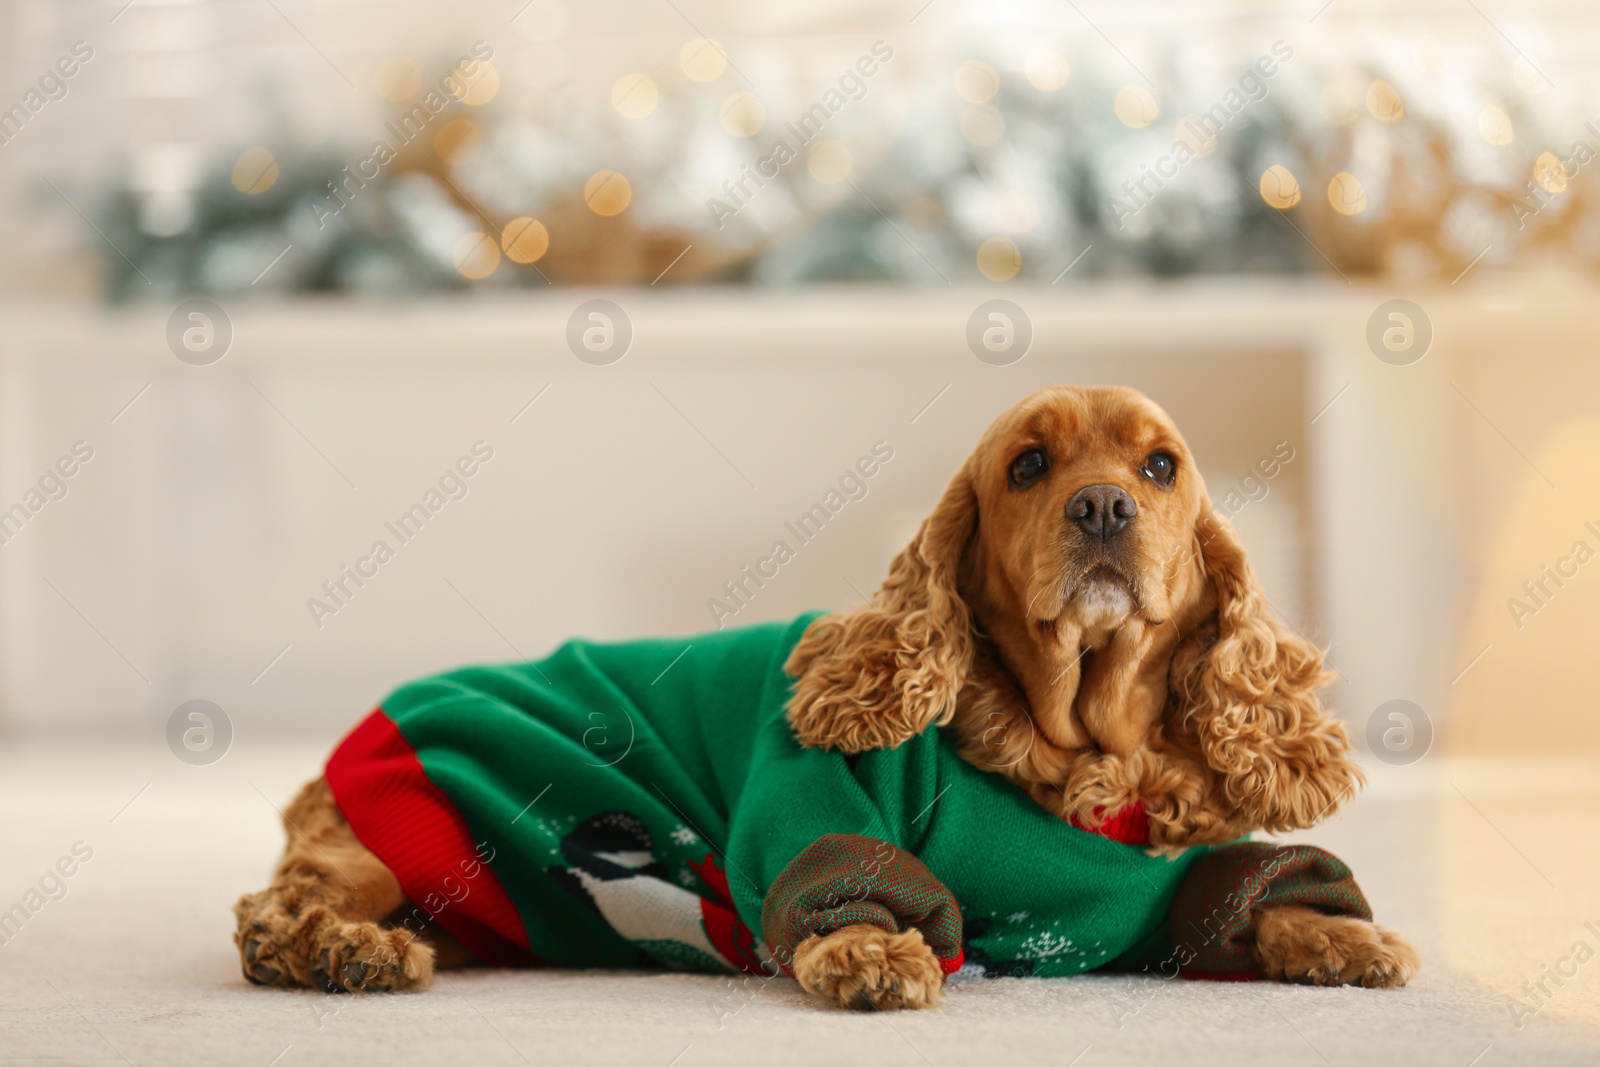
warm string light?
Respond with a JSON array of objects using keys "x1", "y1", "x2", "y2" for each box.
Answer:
[
  {"x1": 585, "y1": 169, "x2": 632, "y2": 216},
  {"x1": 247, "y1": 38, "x2": 1485, "y2": 286},
  {"x1": 1114, "y1": 85, "x2": 1159, "y2": 129},
  {"x1": 231, "y1": 148, "x2": 278, "y2": 195},
  {"x1": 452, "y1": 232, "x2": 500, "y2": 279},
  {"x1": 612, "y1": 74, "x2": 658, "y2": 119},
  {"x1": 977, "y1": 237, "x2": 1021, "y2": 281},
  {"x1": 1259, "y1": 166, "x2": 1301, "y2": 210},
  {"x1": 502, "y1": 217, "x2": 550, "y2": 264}
]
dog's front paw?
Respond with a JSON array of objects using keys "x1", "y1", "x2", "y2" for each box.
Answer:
[
  {"x1": 792, "y1": 925, "x2": 945, "y2": 1010},
  {"x1": 1254, "y1": 905, "x2": 1420, "y2": 988}
]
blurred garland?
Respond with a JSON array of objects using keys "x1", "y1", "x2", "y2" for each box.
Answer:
[{"x1": 69, "y1": 37, "x2": 1591, "y2": 299}]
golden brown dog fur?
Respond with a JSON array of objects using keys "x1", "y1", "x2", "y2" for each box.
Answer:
[
  {"x1": 782, "y1": 384, "x2": 1418, "y2": 1001},
  {"x1": 234, "y1": 778, "x2": 464, "y2": 993},
  {"x1": 791, "y1": 925, "x2": 948, "y2": 1010},
  {"x1": 236, "y1": 784, "x2": 1417, "y2": 1003},
  {"x1": 237, "y1": 384, "x2": 1418, "y2": 1008},
  {"x1": 785, "y1": 385, "x2": 1362, "y2": 849}
]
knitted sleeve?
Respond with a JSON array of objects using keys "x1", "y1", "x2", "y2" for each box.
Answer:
[
  {"x1": 1168, "y1": 841, "x2": 1373, "y2": 979},
  {"x1": 759, "y1": 834, "x2": 966, "y2": 976}
]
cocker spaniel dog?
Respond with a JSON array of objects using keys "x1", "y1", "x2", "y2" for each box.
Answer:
[
  {"x1": 236, "y1": 385, "x2": 1416, "y2": 1010},
  {"x1": 790, "y1": 383, "x2": 1352, "y2": 847}
]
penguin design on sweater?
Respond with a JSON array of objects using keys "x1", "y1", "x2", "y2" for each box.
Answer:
[{"x1": 546, "y1": 811, "x2": 764, "y2": 974}]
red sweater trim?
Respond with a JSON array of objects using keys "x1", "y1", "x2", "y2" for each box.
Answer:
[
  {"x1": 1179, "y1": 966, "x2": 1263, "y2": 982},
  {"x1": 1068, "y1": 802, "x2": 1150, "y2": 846},
  {"x1": 324, "y1": 709, "x2": 535, "y2": 967}
]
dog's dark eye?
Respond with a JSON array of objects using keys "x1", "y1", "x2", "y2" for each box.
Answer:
[
  {"x1": 1009, "y1": 448, "x2": 1049, "y2": 488},
  {"x1": 1141, "y1": 450, "x2": 1176, "y2": 486}
]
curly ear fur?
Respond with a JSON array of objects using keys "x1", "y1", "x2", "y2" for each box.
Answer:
[
  {"x1": 1168, "y1": 510, "x2": 1364, "y2": 833},
  {"x1": 785, "y1": 464, "x2": 977, "y2": 752}
]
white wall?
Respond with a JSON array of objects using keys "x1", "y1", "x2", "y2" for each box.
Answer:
[{"x1": 5, "y1": 281, "x2": 1571, "y2": 749}]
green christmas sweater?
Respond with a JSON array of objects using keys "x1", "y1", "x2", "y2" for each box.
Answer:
[{"x1": 325, "y1": 613, "x2": 1373, "y2": 981}]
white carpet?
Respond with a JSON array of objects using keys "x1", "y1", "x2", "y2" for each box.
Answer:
[{"x1": 2, "y1": 742, "x2": 1596, "y2": 1066}]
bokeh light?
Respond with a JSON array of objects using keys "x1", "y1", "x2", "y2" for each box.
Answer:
[
  {"x1": 584, "y1": 170, "x2": 632, "y2": 216},
  {"x1": 1259, "y1": 165, "x2": 1301, "y2": 210},
  {"x1": 720, "y1": 93, "x2": 765, "y2": 137},
  {"x1": 1114, "y1": 85, "x2": 1159, "y2": 128},
  {"x1": 434, "y1": 118, "x2": 483, "y2": 164},
  {"x1": 1478, "y1": 104, "x2": 1513, "y2": 146},
  {"x1": 447, "y1": 60, "x2": 500, "y2": 106},
  {"x1": 1024, "y1": 50, "x2": 1070, "y2": 92},
  {"x1": 1366, "y1": 80, "x2": 1404, "y2": 122},
  {"x1": 452, "y1": 231, "x2": 500, "y2": 279},
  {"x1": 955, "y1": 60, "x2": 1000, "y2": 104},
  {"x1": 976, "y1": 236, "x2": 1021, "y2": 280},
  {"x1": 1513, "y1": 56, "x2": 1548, "y2": 94},
  {"x1": 501, "y1": 217, "x2": 550, "y2": 263},
  {"x1": 681, "y1": 38, "x2": 727, "y2": 82},
  {"x1": 612, "y1": 74, "x2": 659, "y2": 119},
  {"x1": 1533, "y1": 152, "x2": 1567, "y2": 195},
  {"x1": 806, "y1": 141, "x2": 853, "y2": 184},
  {"x1": 230, "y1": 148, "x2": 278, "y2": 195},
  {"x1": 1329, "y1": 171, "x2": 1368, "y2": 214}
]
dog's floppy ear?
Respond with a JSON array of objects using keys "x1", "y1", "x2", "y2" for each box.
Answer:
[
  {"x1": 1169, "y1": 509, "x2": 1363, "y2": 833},
  {"x1": 785, "y1": 462, "x2": 978, "y2": 752}
]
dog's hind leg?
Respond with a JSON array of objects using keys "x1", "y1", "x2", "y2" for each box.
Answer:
[{"x1": 233, "y1": 777, "x2": 436, "y2": 992}]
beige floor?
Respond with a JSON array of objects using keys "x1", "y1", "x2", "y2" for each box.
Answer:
[{"x1": 1, "y1": 742, "x2": 1596, "y2": 1066}]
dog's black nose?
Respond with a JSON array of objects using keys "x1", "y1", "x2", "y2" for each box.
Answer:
[{"x1": 1067, "y1": 484, "x2": 1137, "y2": 541}]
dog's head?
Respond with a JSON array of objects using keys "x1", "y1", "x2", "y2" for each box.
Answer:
[{"x1": 786, "y1": 384, "x2": 1359, "y2": 840}]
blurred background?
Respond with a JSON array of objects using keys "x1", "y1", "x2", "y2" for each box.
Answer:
[{"x1": 2, "y1": 0, "x2": 1600, "y2": 1062}]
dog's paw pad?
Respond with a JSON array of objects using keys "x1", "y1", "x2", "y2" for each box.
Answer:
[
  {"x1": 312, "y1": 924, "x2": 434, "y2": 993},
  {"x1": 1255, "y1": 908, "x2": 1420, "y2": 990},
  {"x1": 243, "y1": 962, "x2": 280, "y2": 986},
  {"x1": 794, "y1": 926, "x2": 945, "y2": 1011},
  {"x1": 238, "y1": 933, "x2": 292, "y2": 987}
]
